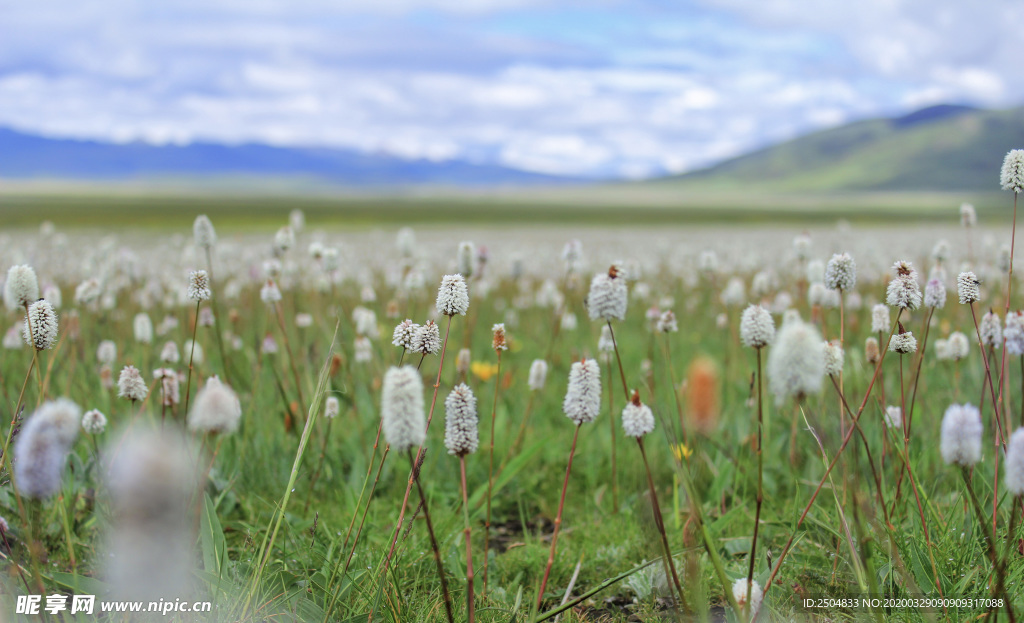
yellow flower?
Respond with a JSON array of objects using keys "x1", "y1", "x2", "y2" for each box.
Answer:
[
  {"x1": 471, "y1": 361, "x2": 500, "y2": 382},
  {"x1": 670, "y1": 443, "x2": 693, "y2": 462}
]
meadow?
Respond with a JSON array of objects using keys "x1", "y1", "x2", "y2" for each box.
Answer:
[{"x1": 0, "y1": 177, "x2": 1023, "y2": 622}]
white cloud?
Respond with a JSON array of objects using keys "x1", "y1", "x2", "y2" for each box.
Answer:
[{"x1": 0, "y1": 0, "x2": 1017, "y2": 178}]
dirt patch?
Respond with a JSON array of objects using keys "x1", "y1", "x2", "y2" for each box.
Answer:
[{"x1": 488, "y1": 516, "x2": 554, "y2": 553}]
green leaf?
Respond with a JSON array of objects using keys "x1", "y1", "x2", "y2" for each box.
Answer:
[{"x1": 200, "y1": 491, "x2": 228, "y2": 579}]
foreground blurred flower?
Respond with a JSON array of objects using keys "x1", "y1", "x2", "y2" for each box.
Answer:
[
  {"x1": 14, "y1": 398, "x2": 80, "y2": 498},
  {"x1": 105, "y1": 428, "x2": 199, "y2": 602}
]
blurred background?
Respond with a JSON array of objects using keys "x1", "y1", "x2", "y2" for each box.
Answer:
[{"x1": 0, "y1": 0, "x2": 1022, "y2": 227}]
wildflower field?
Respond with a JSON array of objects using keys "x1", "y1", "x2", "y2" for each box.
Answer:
[{"x1": 3, "y1": 164, "x2": 1024, "y2": 623}]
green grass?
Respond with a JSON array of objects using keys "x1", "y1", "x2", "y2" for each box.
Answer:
[
  {"x1": 0, "y1": 208, "x2": 1022, "y2": 622},
  {"x1": 0, "y1": 184, "x2": 1012, "y2": 230}
]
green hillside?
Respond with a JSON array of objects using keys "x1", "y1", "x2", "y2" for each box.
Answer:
[{"x1": 665, "y1": 104, "x2": 1024, "y2": 192}]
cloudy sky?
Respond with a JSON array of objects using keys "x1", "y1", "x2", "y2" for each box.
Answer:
[{"x1": 1, "y1": 0, "x2": 1021, "y2": 178}]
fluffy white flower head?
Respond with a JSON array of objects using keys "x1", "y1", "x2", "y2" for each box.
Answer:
[
  {"x1": 941, "y1": 403, "x2": 983, "y2": 467},
  {"x1": 528, "y1": 359, "x2": 548, "y2": 390},
  {"x1": 732, "y1": 578, "x2": 763, "y2": 615},
  {"x1": 824, "y1": 253, "x2": 856, "y2": 291},
  {"x1": 14, "y1": 398, "x2": 81, "y2": 499},
  {"x1": 193, "y1": 215, "x2": 216, "y2": 249},
  {"x1": 924, "y1": 278, "x2": 946, "y2": 309},
  {"x1": 980, "y1": 311, "x2": 1002, "y2": 348},
  {"x1": 563, "y1": 358, "x2": 601, "y2": 425},
  {"x1": 436, "y1": 274, "x2": 470, "y2": 316},
  {"x1": 381, "y1": 366, "x2": 426, "y2": 452},
  {"x1": 823, "y1": 340, "x2": 844, "y2": 375},
  {"x1": 188, "y1": 376, "x2": 242, "y2": 434},
  {"x1": 587, "y1": 265, "x2": 628, "y2": 321},
  {"x1": 621, "y1": 391, "x2": 655, "y2": 438},
  {"x1": 957, "y1": 271, "x2": 980, "y2": 304},
  {"x1": 767, "y1": 314, "x2": 824, "y2": 404},
  {"x1": 870, "y1": 304, "x2": 890, "y2": 334},
  {"x1": 4, "y1": 265, "x2": 39, "y2": 311},
  {"x1": 188, "y1": 270, "x2": 211, "y2": 301},
  {"x1": 740, "y1": 304, "x2": 774, "y2": 348},
  {"x1": 411, "y1": 320, "x2": 441, "y2": 355},
  {"x1": 444, "y1": 383, "x2": 479, "y2": 456},
  {"x1": 1001, "y1": 149, "x2": 1024, "y2": 193},
  {"x1": 392, "y1": 319, "x2": 420, "y2": 350},
  {"x1": 886, "y1": 261, "x2": 921, "y2": 310},
  {"x1": 889, "y1": 330, "x2": 917, "y2": 355},
  {"x1": 23, "y1": 300, "x2": 57, "y2": 350},
  {"x1": 1005, "y1": 428, "x2": 1024, "y2": 496},
  {"x1": 117, "y1": 366, "x2": 148, "y2": 402},
  {"x1": 82, "y1": 409, "x2": 108, "y2": 435}
]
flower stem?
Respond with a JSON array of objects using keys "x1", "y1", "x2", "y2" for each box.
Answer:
[
  {"x1": 638, "y1": 438, "x2": 688, "y2": 610},
  {"x1": 537, "y1": 423, "x2": 581, "y2": 610},
  {"x1": 183, "y1": 300, "x2": 201, "y2": 415},
  {"x1": 760, "y1": 309, "x2": 902, "y2": 602},
  {"x1": 378, "y1": 315, "x2": 454, "y2": 590},
  {"x1": 483, "y1": 350, "x2": 502, "y2": 597},
  {"x1": 460, "y1": 455, "x2": 476, "y2": 623},
  {"x1": 408, "y1": 449, "x2": 455, "y2": 623}
]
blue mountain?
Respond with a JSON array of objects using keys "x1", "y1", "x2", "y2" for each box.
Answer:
[{"x1": 0, "y1": 128, "x2": 572, "y2": 187}]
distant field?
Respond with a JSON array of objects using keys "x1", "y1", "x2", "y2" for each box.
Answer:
[{"x1": 0, "y1": 181, "x2": 1009, "y2": 229}]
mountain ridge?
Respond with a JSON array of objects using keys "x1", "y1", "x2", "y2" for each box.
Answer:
[
  {"x1": 665, "y1": 104, "x2": 1024, "y2": 192},
  {"x1": 0, "y1": 127, "x2": 573, "y2": 187}
]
